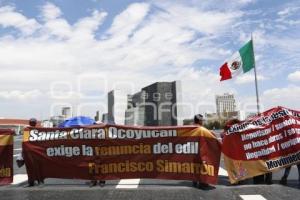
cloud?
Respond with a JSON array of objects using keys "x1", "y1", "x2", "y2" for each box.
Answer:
[
  {"x1": 107, "y1": 3, "x2": 150, "y2": 37},
  {"x1": 0, "y1": 6, "x2": 40, "y2": 35},
  {"x1": 262, "y1": 85, "x2": 300, "y2": 110},
  {"x1": 235, "y1": 73, "x2": 267, "y2": 84},
  {"x1": 152, "y1": 1, "x2": 243, "y2": 35},
  {"x1": 237, "y1": 85, "x2": 300, "y2": 114},
  {"x1": 43, "y1": 18, "x2": 72, "y2": 39},
  {"x1": 157, "y1": 67, "x2": 235, "y2": 117},
  {"x1": 237, "y1": 24, "x2": 300, "y2": 76},
  {"x1": 272, "y1": 37, "x2": 300, "y2": 53},
  {"x1": 164, "y1": 0, "x2": 255, "y2": 10},
  {"x1": 0, "y1": 89, "x2": 43, "y2": 100},
  {"x1": 276, "y1": 3, "x2": 300, "y2": 27},
  {"x1": 0, "y1": 1, "x2": 298, "y2": 119},
  {"x1": 40, "y1": 2, "x2": 107, "y2": 40},
  {"x1": 41, "y1": 2, "x2": 62, "y2": 20},
  {"x1": 72, "y1": 10, "x2": 107, "y2": 41},
  {"x1": 277, "y1": 6, "x2": 300, "y2": 18},
  {"x1": 288, "y1": 70, "x2": 300, "y2": 82}
]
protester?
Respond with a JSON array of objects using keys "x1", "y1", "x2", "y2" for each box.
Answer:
[
  {"x1": 223, "y1": 118, "x2": 273, "y2": 185},
  {"x1": 252, "y1": 168, "x2": 273, "y2": 184},
  {"x1": 252, "y1": 167, "x2": 273, "y2": 184},
  {"x1": 16, "y1": 153, "x2": 25, "y2": 168},
  {"x1": 222, "y1": 119, "x2": 241, "y2": 140},
  {"x1": 280, "y1": 164, "x2": 300, "y2": 186},
  {"x1": 265, "y1": 173, "x2": 273, "y2": 184},
  {"x1": 89, "y1": 120, "x2": 106, "y2": 187},
  {"x1": 192, "y1": 114, "x2": 215, "y2": 190},
  {"x1": 23, "y1": 118, "x2": 44, "y2": 187},
  {"x1": 222, "y1": 119, "x2": 243, "y2": 185},
  {"x1": 90, "y1": 180, "x2": 106, "y2": 187},
  {"x1": 252, "y1": 169, "x2": 272, "y2": 184}
]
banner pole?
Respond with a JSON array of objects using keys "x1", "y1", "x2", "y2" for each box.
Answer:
[{"x1": 252, "y1": 34, "x2": 260, "y2": 114}]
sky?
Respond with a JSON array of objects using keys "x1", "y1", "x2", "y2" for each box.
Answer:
[{"x1": 0, "y1": 0, "x2": 299, "y2": 120}]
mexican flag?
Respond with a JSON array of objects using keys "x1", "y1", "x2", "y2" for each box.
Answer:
[{"x1": 220, "y1": 40, "x2": 255, "y2": 81}]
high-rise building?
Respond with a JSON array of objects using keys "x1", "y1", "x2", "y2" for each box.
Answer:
[
  {"x1": 102, "y1": 113, "x2": 108, "y2": 123},
  {"x1": 61, "y1": 107, "x2": 71, "y2": 119},
  {"x1": 216, "y1": 93, "x2": 236, "y2": 115},
  {"x1": 107, "y1": 90, "x2": 127, "y2": 124},
  {"x1": 125, "y1": 91, "x2": 146, "y2": 126},
  {"x1": 94, "y1": 111, "x2": 100, "y2": 121},
  {"x1": 125, "y1": 81, "x2": 182, "y2": 126},
  {"x1": 107, "y1": 91, "x2": 114, "y2": 123}
]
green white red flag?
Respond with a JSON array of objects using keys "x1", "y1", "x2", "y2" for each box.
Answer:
[{"x1": 220, "y1": 40, "x2": 255, "y2": 81}]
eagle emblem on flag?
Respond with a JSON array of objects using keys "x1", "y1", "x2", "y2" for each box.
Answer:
[{"x1": 230, "y1": 61, "x2": 241, "y2": 70}]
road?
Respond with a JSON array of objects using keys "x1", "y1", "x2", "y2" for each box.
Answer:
[{"x1": 0, "y1": 135, "x2": 299, "y2": 200}]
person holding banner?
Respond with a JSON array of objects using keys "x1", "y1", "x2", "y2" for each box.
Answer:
[
  {"x1": 224, "y1": 118, "x2": 273, "y2": 185},
  {"x1": 222, "y1": 119, "x2": 241, "y2": 140},
  {"x1": 192, "y1": 114, "x2": 214, "y2": 190},
  {"x1": 0, "y1": 129, "x2": 14, "y2": 185},
  {"x1": 23, "y1": 118, "x2": 44, "y2": 187},
  {"x1": 280, "y1": 164, "x2": 300, "y2": 186},
  {"x1": 223, "y1": 119, "x2": 243, "y2": 185},
  {"x1": 90, "y1": 180, "x2": 106, "y2": 187},
  {"x1": 254, "y1": 171, "x2": 272, "y2": 185},
  {"x1": 89, "y1": 120, "x2": 106, "y2": 188}
]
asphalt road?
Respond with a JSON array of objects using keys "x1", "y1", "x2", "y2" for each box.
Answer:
[{"x1": 0, "y1": 135, "x2": 299, "y2": 200}]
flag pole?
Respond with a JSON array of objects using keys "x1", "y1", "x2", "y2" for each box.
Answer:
[{"x1": 252, "y1": 34, "x2": 260, "y2": 114}]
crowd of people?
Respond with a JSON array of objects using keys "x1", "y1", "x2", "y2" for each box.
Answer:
[{"x1": 16, "y1": 116, "x2": 300, "y2": 189}]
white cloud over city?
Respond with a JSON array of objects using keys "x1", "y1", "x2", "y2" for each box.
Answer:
[{"x1": 0, "y1": 0, "x2": 299, "y2": 119}]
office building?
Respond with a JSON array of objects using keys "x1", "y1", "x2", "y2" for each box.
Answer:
[
  {"x1": 125, "y1": 81, "x2": 182, "y2": 126},
  {"x1": 61, "y1": 107, "x2": 71, "y2": 119},
  {"x1": 216, "y1": 93, "x2": 236, "y2": 115},
  {"x1": 107, "y1": 90, "x2": 127, "y2": 124}
]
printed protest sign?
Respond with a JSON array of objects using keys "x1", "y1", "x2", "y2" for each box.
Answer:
[
  {"x1": 23, "y1": 125, "x2": 221, "y2": 184},
  {"x1": 0, "y1": 129, "x2": 13, "y2": 185},
  {"x1": 222, "y1": 107, "x2": 300, "y2": 184}
]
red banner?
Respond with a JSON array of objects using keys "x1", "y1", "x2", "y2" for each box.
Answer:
[
  {"x1": 222, "y1": 107, "x2": 300, "y2": 183},
  {"x1": 23, "y1": 125, "x2": 221, "y2": 184},
  {"x1": 0, "y1": 129, "x2": 14, "y2": 185}
]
